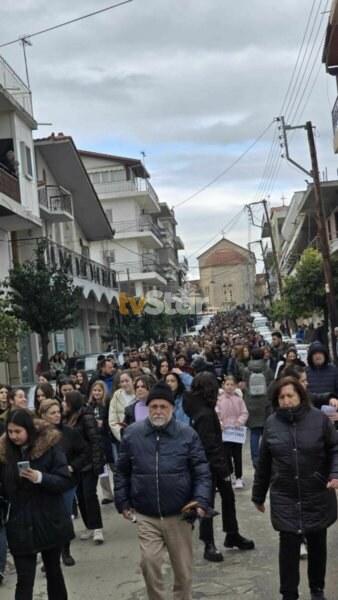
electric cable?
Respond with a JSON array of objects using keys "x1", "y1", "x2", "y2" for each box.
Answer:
[{"x1": 0, "y1": 1, "x2": 134, "y2": 48}]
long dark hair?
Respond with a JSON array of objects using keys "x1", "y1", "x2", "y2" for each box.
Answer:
[
  {"x1": 34, "y1": 383, "x2": 55, "y2": 413},
  {"x1": 156, "y1": 359, "x2": 172, "y2": 380},
  {"x1": 76, "y1": 370, "x2": 89, "y2": 395},
  {"x1": 186, "y1": 372, "x2": 219, "y2": 407},
  {"x1": 165, "y1": 372, "x2": 185, "y2": 399},
  {"x1": 63, "y1": 390, "x2": 84, "y2": 427},
  {"x1": 3, "y1": 409, "x2": 39, "y2": 492},
  {"x1": 271, "y1": 376, "x2": 311, "y2": 411}
]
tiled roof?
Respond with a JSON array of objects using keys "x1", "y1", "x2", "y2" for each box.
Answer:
[{"x1": 202, "y1": 249, "x2": 246, "y2": 268}]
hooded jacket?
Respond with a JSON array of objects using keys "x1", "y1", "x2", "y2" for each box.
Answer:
[
  {"x1": 183, "y1": 390, "x2": 230, "y2": 478},
  {"x1": 0, "y1": 420, "x2": 74, "y2": 556},
  {"x1": 306, "y1": 342, "x2": 338, "y2": 396},
  {"x1": 243, "y1": 359, "x2": 274, "y2": 428},
  {"x1": 252, "y1": 404, "x2": 338, "y2": 534},
  {"x1": 114, "y1": 417, "x2": 211, "y2": 517}
]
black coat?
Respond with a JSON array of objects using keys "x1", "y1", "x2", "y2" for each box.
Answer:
[
  {"x1": 114, "y1": 417, "x2": 211, "y2": 517},
  {"x1": 183, "y1": 391, "x2": 229, "y2": 478},
  {"x1": 306, "y1": 342, "x2": 338, "y2": 396},
  {"x1": 57, "y1": 423, "x2": 90, "y2": 481},
  {"x1": 0, "y1": 421, "x2": 74, "y2": 556},
  {"x1": 70, "y1": 405, "x2": 105, "y2": 475},
  {"x1": 252, "y1": 404, "x2": 338, "y2": 534}
]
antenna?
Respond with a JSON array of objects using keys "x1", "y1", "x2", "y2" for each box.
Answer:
[
  {"x1": 20, "y1": 36, "x2": 32, "y2": 89},
  {"x1": 140, "y1": 151, "x2": 146, "y2": 166}
]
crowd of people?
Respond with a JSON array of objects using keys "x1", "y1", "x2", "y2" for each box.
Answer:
[{"x1": 1, "y1": 307, "x2": 338, "y2": 599}]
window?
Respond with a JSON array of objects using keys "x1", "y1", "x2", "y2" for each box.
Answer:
[
  {"x1": 105, "y1": 209, "x2": 113, "y2": 223},
  {"x1": 20, "y1": 142, "x2": 33, "y2": 178}
]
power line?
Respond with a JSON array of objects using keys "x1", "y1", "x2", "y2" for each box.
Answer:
[
  {"x1": 174, "y1": 121, "x2": 274, "y2": 209},
  {"x1": 187, "y1": 208, "x2": 245, "y2": 259},
  {"x1": 0, "y1": 0, "x2": 134, "y2": 48}
]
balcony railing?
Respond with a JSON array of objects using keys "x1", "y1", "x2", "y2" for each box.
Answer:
[
  {"x1": 0, "y1": 164, "x2": 20, "y2": 203},
  {"x1": 92, "y1": 177, "x2": 159, "y2": 205},
  {"x1": 38, "y1": 185, "x2": 73, "y2": 216},
  {"x1": 158, "y1": 246, "x2": 178, "y2": 265},
  {"x1": 114, "y1": 217, "x2": 161, "y2": 240},
  {"x1": 113, "y1": 260, "x2": 166, "y2": 279},
  {"x1": 43, "y1": 238, "x2": 117, "y2": 289},
  {"x1": 179, "y1": 257, "x2": 189, "y2": 270},
  {"x1": 0, "y1": 55, "x2": 33, "y2": 116},
  {"x1": 333, "y1": 96, "x2": 338, "y2": 134}
]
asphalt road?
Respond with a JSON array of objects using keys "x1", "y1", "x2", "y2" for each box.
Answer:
[{"x1": 2, "y1": 445, "x2": 338, "y2": 599}]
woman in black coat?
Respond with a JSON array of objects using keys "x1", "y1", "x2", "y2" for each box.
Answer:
[
  {"x1": 183, "y1": 372, "x2": 254, "y2": 562},
  {"x1": 0, "y1": 409, "x2": 73, "y2": 600},
  {"x1": 252, "y1": 376, "x2": 338, "y2": 600},
  {"x1": 39, "y1": 399, "x2": 90, "y2": 566},
  {"x1": 62, "y1": 391, "x2": 105, "y2": 545}
]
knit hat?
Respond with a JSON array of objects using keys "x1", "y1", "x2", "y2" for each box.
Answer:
[
  {"x1": 146, "y1": 381, "x2": 175, "y2": 406},
  {"x1": 191, "y1": 356, "x2": 214, "y2": 373}
]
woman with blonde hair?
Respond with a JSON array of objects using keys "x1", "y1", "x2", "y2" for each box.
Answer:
[
  {"x1": 39, "y1": 399, "x2": 89, "y2": 566},
  {"x1": 89, "y1": 381, "x2": 114, "y2": 504}
]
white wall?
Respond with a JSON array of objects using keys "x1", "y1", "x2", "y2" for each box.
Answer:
[{"x1": 12, "y1": 113, "x2": 39, "y2": 218}]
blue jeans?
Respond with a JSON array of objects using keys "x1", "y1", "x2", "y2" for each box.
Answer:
[
  {"x1": 250, "y1": 427, "x2": 264, "y2": 466},
  {"x1": 0, "y1": 526, "x2": 7, "y2": 573},
  {"x1": 63, "y1": 487, "x2": 76, "y2": 517}
]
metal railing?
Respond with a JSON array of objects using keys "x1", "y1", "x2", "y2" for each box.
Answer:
[
  {"x1": 113, "y1": 260, "x2": 166, "y2": 278},
  {"x1": 114, "y1": 217, "x2": 161, "y2": 240},
  {"x1": 333, "y1": 96, "x2": 338, "y2": 134},
  {"x1": 158, "y1": 246, "x2": 178, "y2": 265},
  {"x1": 179, "y1": 257, "x2": 189, "y2": 270},
  {"x1": 0, "y1": 164, "x2": 20, "y2": 202},
  {"x1": 0, "y1": 55, "x2": 33, "y2": 116},
  {"x1": 43, "y1": 238, "x2": 117, "y2": 289},
  {"x1": 38, "y1": 185, "x2": 73, "y2": 215},
  {"x1": 92, "y1": 177, "x2": 159, "y2": 205}
]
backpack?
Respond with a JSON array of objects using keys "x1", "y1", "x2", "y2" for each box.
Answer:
[{"x1": 249, "y1": 372, "x2": 267, "y2": 396}]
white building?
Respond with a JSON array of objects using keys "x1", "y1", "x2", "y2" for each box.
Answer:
[{"x1": 79, "y1": 150, "x2": 188, "y2": 299}]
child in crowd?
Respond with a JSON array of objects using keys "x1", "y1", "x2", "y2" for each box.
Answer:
[{"x1": 217, "y1": 375, "x2": 248, "y2": 489}]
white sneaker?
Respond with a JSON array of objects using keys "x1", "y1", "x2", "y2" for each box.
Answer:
[
  {"x1": 234, "y1": 478, "x2": 244, "y2": 489},
  {"x1": 80, "y1": 529, "x2": 93, "y2": 540},
  {"x1": 300, "y1": 542, "x2": 308, "y2": 558},
  {"x1": 93, "y1": 529, "x2": 104, "y2": 544}
]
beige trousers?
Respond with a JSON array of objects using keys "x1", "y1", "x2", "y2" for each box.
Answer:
[{"x1": 136, "y1": 513, "x2": 193, "y2": 600}]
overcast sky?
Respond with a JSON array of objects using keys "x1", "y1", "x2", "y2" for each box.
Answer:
[{"x1": 1, "y1": 0, "x2": 336, "y2": 277}]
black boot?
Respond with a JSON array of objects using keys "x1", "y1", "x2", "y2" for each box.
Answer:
[
  {"x1": 203, "y1": 542, "x2": 224, "y2": 562},
  {"x1": 224, "y1": 532, "x2": 255, "y2": 550},
  {"x1": 62, "y1": 543, "x2": 76, "y2": 567},
  {"x1": 310, "y1": 590, "x2": 327, "y2": 600}
]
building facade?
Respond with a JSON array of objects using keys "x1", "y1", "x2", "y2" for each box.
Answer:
[{"x1": 198, "y1": 238, "x2": 256, "y2": 311}]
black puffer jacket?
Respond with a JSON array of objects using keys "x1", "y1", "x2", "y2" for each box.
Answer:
[
  {"x1": 70, "y1": 405, "x2": 105, "y2": 475},
  {"x1": 252, "y1": 404, "x2": 338, "y2": 533},
  {"x1": 306, "y1": 342, "x2": 338, "y2": 396},
  {"x1": 57, "y1": 423, "x2": 90, "y2": 482},
  {"x1": 0, "y1": 421, "x2": 74, "y2": 556},
  {"x1": 114, "y1": 417, "x2": 211, "y2": 517},
  {"x1": 183, "y1": 391, "x2": 229, "y2": 478}
]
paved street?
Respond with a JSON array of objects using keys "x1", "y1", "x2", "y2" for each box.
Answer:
[{"x1": 2, "y1": 445, "x2": 338, "y2": 599}]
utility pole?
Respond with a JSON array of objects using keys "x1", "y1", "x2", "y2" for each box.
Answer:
[
  {"x1": 248, "y1": 240, "x2": 273, "y2": 305},
  {"x1": 247, "y1": 201, "x2": 283, "y2": 298},
  {"x1": 280, "y1": 116, "x2": 338, "y2": 358}
]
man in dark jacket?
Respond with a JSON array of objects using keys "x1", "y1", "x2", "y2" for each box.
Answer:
[
  {"x1": 306, "y1": 342, "x2": 338, "y2": 397},
  {"x1": 114, "y1": 381, "x2": 211, "y2": 600}
]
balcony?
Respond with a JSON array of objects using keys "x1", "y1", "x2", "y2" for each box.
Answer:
[
  {"x1": 38, "y1": 185, "x2": 73, "y2": 222},
  {"x1": 114, "y1": 259, "x2": 167, "y2": 286},
  {"x1": 179, "y1": 256, "x2": 189, "y2": 273},
  {"x1": 332, "y1": 96, "x2": 338, "y2": 153},
  {"x1": 158, "y1": 246, "x2": 178, "y2": 266},
  {"x1": 43, "y1": 238, "x2": 117, "y2": 293},
  {"x1": 113, "y1": 217, "x2": 163, "y2": 249},
  {"x1": 0, "y1": 55, "x2": 33, "y2": 116},
  {"x1": 174, "y1": 235, "x2": 184, "y2": 250},
  {"x1": 92, "y1": 177, "x2": 160, "y2": 213},
  {"x1": 0, "y1": 164, "x2": 20, "y2": 203}
]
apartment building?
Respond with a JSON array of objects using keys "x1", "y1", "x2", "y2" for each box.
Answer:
[
  {"x1": 323, "y1": 0, "x2": 338, "y2": 152},
  {"x1": 79, "y1": 150, "x2": 188, "y2": 299}
]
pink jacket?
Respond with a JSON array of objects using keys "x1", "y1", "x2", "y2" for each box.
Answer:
[{"x1": 216, "y1": 391, "x2": 249, "y2": 429}]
